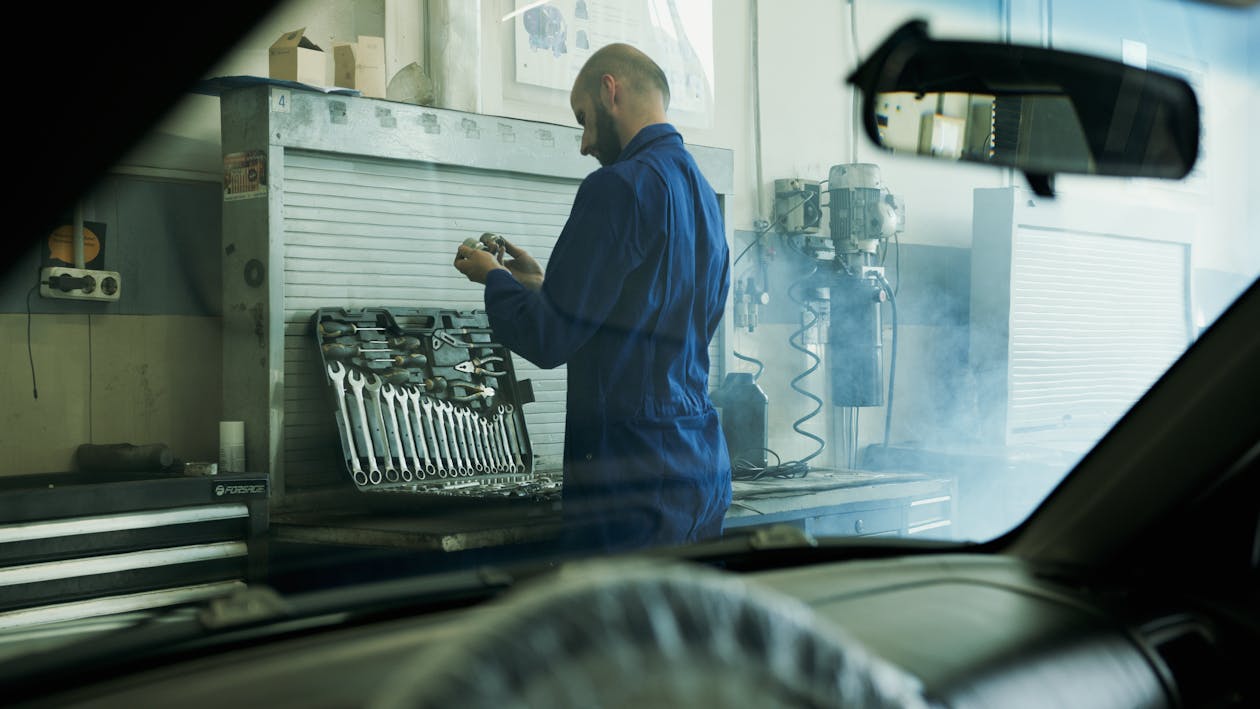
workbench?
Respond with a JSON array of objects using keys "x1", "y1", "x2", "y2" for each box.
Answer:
[
  {"x1": 272, "y1": 498, "x2": 563, "y2": 553},
  {"x1": 268, "y1": 470, "x2": 955, "y2": 557},
  {"x1": 725, "y1": 471, "x2": 955, "y2": 538}
]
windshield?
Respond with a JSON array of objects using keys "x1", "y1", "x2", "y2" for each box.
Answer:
[{"x1": 2, "y1": 0, "x2": 1256, "y2": 655}]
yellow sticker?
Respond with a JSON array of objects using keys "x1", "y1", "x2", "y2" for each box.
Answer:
[{"x1": 47, "y1": 225, "x2": 101, "y2": 264}]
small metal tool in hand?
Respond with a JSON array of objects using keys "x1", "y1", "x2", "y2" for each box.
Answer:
[{"x1": 461, "y1": 232, "x2": 506, "y2": 252}]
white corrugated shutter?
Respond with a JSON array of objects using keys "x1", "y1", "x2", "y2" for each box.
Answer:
[
  {"x1": 1007, "y1": 226, "x2": 1189, "y2": 451},
  {"x1": 280, "y1": 151, "x2": 578, "y2": 488}
]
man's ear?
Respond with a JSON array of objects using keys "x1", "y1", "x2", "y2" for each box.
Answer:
[{"x1": 600, "y1": 73, "x2": 618, "y2": 110}]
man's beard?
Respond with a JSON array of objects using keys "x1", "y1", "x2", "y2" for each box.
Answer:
[{"x1": 593, "y1": 104, "x2": 622, "y2": 167}]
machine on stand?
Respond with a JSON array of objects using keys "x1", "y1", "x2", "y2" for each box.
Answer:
[{"x1": 721, "y1": 163, "x2": 904, "y2": 478}]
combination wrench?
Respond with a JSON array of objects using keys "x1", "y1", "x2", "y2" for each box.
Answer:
[
  {"x1": 464, "y1": 406, "x2": 488, "y2": 474},
  {"x1": 418, "y1": 394, "x2": 448, "y2": 477},
  {"x1": 406, "y1": 387, "x2": 437, "y2": 477},
  {"x1": 443, "y1": 401, "x2": 473, "y2": 475},
  {"x1": 365, "y1": 374, "x2": 400, "y2": 483},
  {"x1": 453, "y1": 406, "x2": 475, "y2": 474},
  {"x1": 347, "y1": 369, "x2": 383, "y2": 484},
  {"x1": 327, "y1": 362, "x2": 367, "y2": 486},
  {"x1": 472, "y1": 411, "x2": 494, "y2": 472},
  {"x1": 432, "y1": 397, "x2": 462, "y2": 475},
  {"x1": 462, "y1": 407, "x2": 487, "y2": 473},
  {"x1": 477, "y1": 410, "x2": 498, "y2": 472},
  {"x1": 478, "y1": 413, "x2": 504, "y2": 473},
  {"x1": 494, "y1": 406, "x2": 516, "y2": 473},
  {"x1": 381, "y1": 384, "x2": 411, "y2": 482},
  {"x1": 393, "y1": 385, "x2": 422, "y2": 480},
  {"x1": 502, "y1": 403, "x2": 527, "y2": 473}
]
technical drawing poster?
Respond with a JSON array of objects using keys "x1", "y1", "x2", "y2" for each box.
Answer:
[{"x1": 513, "y1": 0, "x2": 714, "y2": 128}]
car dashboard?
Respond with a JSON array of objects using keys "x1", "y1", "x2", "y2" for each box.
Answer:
[{"x1": 15, "y1": 551, "x2": 1247, "y2": 709}]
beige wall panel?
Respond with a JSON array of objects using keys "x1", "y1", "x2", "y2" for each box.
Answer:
[{"x1": 0, "y1": 315, "x2": 221, "y2": 476}]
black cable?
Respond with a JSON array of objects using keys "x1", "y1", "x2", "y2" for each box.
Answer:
[
  {"x1": 729, "y1": 268, "x2": 829, "y2": 480},
  {"x1": 732, "y1": 190, "x2": 817, "y2": 268},
  {"x1": 876, "y1": 274, "x2": 898, "y2": 448},
  {"x1": 893, "y1": 230, "x2": 901, "y2": 297},
  {"x1": 786, "y1": 277, "x2": 826, "y2": 466},
  {"x1": 731, "y1": 447, "x2": 778, "y2": 480},
  {"x1": 731, "y1": 447, "x2": 810, "y2": 481},
  {"x1": 26, "y1": 285, "x2": 39, "y2": 400},
  {"x1": 854, "y1": 407, "x2": 861, "y2": 465},
  {"x1": 732, "y1": 349, "x2": 764, "y2": 381}
]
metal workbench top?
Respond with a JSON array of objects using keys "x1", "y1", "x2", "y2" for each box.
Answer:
[{"x1": 270, "y1": 471, "x2": 952, "y2": 551}]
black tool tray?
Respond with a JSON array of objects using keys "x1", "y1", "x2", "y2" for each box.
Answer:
[{"x1": 313, "y1": 307, "x2": 557, "y2": 498}]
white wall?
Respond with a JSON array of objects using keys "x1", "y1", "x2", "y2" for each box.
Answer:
[
  {"x1": 100, "y1": 0, "x2": 1257, "y2": 471},
  {"x1": 116, "y1": 0, "x2": 1257, "y2": 265},
  {"x1": 479, "y1": 0, "x2": 759, "y2": 227}
]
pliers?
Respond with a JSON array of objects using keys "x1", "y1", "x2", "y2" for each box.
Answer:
[
  {"x1": 449, "y1": 381, "x2": 496, "y2": 402},
  {"x1": 454, "y1": 355, "x2": 507, "y2": 377},
  {"x1": 432, "y1": 328, "x2": 499, "y2": 350}
]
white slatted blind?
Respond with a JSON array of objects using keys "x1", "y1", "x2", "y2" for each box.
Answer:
[
  {"x1": 1007, "y1": 227, "x2": 1189, "y2": 451},
  {"x1": 281, "y1": 151, "x2": 578, "y2": 487}
]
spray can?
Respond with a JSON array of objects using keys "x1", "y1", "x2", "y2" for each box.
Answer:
[{"x1": 713, "y1": 372, "x2": 769, "y2": 468}]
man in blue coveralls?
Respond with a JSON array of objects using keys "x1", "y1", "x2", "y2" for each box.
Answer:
[{"x1": 453, "y1": 43, "x2": 731, "y2": 552}]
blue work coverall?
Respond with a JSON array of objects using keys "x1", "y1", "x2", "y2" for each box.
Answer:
[{"x1": 483, "y1": 123, "x2": 732, "y2": 552}]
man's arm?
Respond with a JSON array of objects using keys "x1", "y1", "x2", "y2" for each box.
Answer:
[{"x1": 481, "y1": 172, "x2": 645, "y2": 369}]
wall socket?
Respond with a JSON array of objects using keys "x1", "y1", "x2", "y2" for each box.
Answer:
[{"x1": 40, "y1": 266, "x2": 122, "y2": 302}]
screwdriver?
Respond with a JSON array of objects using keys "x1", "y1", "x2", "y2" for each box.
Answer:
[
  {"x1": 372, "y1": 353, "x2": 429, "y2": 368},
  {"x1": 323, "y1": 343, "x2": 391, "y2": 360},
  {"x1": 319, "y1": 321, "x2": 388, "y2": 338},
  {"x1": 363, "y1": 336, "x2": 424, "y2": 352},
  {"x1": 378, "y1": 368, "x2": 411, "y2": 385}
]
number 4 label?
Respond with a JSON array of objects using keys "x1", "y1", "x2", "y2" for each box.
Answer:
[{"x1": 271, "y1": 89, "x2": 291, "y2": 113}]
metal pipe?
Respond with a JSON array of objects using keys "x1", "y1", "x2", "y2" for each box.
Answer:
[{"x1": 73, "y1": 202, "x2": 85, "y2": 268}]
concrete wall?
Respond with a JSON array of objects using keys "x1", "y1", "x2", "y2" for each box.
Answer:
[
  {"x1": 0, "y1": 315, "x2": 222, "y2": 474},
  {"x1": 0, "y1": 176, "x2": 223, "y2": 474}
]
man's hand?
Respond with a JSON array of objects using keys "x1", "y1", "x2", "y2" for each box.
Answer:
[
  {"x1": 453, "y1": 245, "x2": 507, "y2": 284},
  {"x1": 494, "y1": 237, "x2": 544, "y2": 291}
]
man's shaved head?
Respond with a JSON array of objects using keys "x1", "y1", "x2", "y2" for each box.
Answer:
[{"x1": 575, "y1": 43, "x2": 671, "y2": 110}]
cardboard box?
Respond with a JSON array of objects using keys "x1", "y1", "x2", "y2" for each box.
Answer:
[
  {"x1": 333, "y1": 36, "x2": 386, "y2": 98},
  {"x1": 270, "y1": 28, "x2": 326, "y2": 86}
]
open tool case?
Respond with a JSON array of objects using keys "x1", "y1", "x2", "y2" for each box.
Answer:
[{"x1": 314, "y1": 307, "x2": 557, "y2": 498}]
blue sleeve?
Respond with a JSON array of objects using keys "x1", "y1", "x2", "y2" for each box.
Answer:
[{"x1": 484, "y1": 170, "x2": 645, "y2": 369}]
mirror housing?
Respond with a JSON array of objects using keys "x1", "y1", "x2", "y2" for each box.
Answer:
[{"x1": 847, "y1": 22, "x2": 1200, "y2": 196}]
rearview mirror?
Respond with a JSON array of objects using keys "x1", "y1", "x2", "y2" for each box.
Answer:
[{"x1": 847, "y1": 22, "x2": 1200, "y2": 195}]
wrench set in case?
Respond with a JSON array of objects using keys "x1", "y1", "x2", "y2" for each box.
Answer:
[{"x1": 315, "y1": 307, "x2": 558, "y2": 498}]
